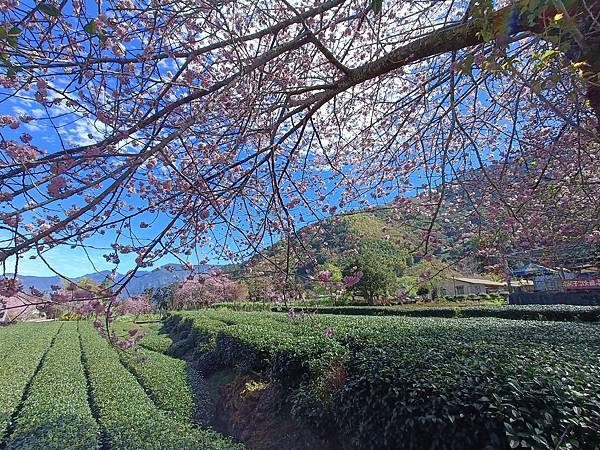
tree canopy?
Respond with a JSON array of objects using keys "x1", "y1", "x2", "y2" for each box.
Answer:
[{"x1": 0, "y1": 0, "x2": 597, "y2": 311}]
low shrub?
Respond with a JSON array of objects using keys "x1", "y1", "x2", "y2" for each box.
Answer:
[
  {"x1": 165, "y1": 311, "x2": 344, "y2": 385},
  {"x1": 79, "y1": 322, "x2": 242, "y2": 449},
  {"x1": 112, "y1": 321, "x2": 174, "y2": 354},
  {"x1": 169, "y1": 310, "x2": 600, "y2": 449},
  {"x1": 334, "y1": 337, "x2": 600, "y2": 449},
  {"x1": 276, "y1": 304, "x2": 600, "y2": 322},
  {"x1": 7, "y1": 323, "x2": 99, "y2": 449},
  {"x1": 0, "y1": 322, "x2": 60, "y2": 443},
  {"x1": 211, "y1": 302, "x2": 273, "y2": 312},
  {"x1": 120, "y1": 348, "x2": 199, "y2": 420}
]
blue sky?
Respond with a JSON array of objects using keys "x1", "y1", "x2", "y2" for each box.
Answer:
[
  {"x1": 0, "y1": 92, "x2": 211, "y2": 277},
  {"x1": 0, "y1": 0, "x2": 453, "y2": 279}
]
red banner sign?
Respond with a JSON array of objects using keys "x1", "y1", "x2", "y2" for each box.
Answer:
[{"x1": 563, "y1": 277, "x2": 600, "y2": 290}]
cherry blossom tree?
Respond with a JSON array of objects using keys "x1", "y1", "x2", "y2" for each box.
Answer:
[
  {"x1": 120, "y1": 294, "x2": 153, "y2": 318},
  {"x1": 246, "y1": 273, "x2": 283, "y2": 303},
  {"x1": 317, "y1": 265, "x2": 346, "y2": 304},
  {"x1": 0, "y1": 0, "x2": 597, "y2": 324},
  {"x1": 173, "y1": 270, "x2": 245, "y2": 308},
  {"x1": 0, "y1": 290, "x2": 38, "y2": 322}
]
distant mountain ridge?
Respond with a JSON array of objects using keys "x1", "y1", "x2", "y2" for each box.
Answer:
[{"x1": 11, "y1": 263, "x2": 212, "y2": 296}]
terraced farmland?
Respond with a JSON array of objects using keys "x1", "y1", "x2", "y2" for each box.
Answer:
[{"x1": 164, "y1": 310, "x2": 600, "y2": 449}]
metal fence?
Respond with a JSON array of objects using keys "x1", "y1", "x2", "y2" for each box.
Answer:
[{"x1": 509, "y1": 291, "x2": 600, "y2": 306}]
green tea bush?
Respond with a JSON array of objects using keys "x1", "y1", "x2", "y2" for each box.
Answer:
[
  {"x1": 165, "y1": 313, "x2": 231, "y2": 360},
  {"x1": 281, "y1": 304, "x2": 600, "y2": 322},
  {"x1": 0, "y1": 322, "x2": 60, "y2": 443},
  {"x1": 7, "y1": 323, "x2": 99, "y2": 449},
  {"x1": 211, "y1": 298, "x2": 350, "y2": 311},
  {"x1": 211, "y1": 302, "x2": 272, "y2": 312},
  {"x1": 120, "y1": 348, "x2": 199, "y2": 420},
  {"x1": 461, "y1": 304, "x2": 600, "y2": 321},
  {"x1": 113, "y1": 321, "x2": 174, "y2": 354},
  {"x1": 171, "y1": 310, "x2": 600, "y2": 449},
  {"x1": 329, "y1": 319, "x2": 600, "y2": 449},
  {"x1": 79, "y1": 322, "x2": 242, "y2": 449},
  {"x1": 166, "y1": 311, "x2": 344, "y2": 385}
]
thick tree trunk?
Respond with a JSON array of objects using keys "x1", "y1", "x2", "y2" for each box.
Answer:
[{"x1": 312, "y1": 0, "x2": 599, "y2": 136}]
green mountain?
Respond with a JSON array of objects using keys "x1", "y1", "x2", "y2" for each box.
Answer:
[{"x1": 237, "y1": 206, "x2": 471, "y2": 300}]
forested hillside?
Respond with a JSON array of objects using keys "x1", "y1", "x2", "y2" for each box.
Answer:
[{"x1": 240, "y1": 206, "x2": 479, "y2": 300}]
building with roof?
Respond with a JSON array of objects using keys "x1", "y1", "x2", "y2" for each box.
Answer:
[{"x1": 436, "y1": 276, "x2": 506, "y2": 297}]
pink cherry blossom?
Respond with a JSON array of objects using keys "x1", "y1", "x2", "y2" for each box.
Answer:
[
  {"x1": 47, "y1": 176, "x2": 68, "y2": 198},
  {"x1": 344, "y1": 271, "x2": 363, "y2": 288},
  {"x1": 0, "y1": 278, "x2": 23, "y2": 297}
]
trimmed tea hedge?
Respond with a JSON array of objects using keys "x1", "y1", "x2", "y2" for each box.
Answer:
[
  {"x1": 211, "y1": 302, "x2": 273, "y2": 312},
  {"x1": 113, "y1": 321, "x2": 174, "y2": 354},
  {"x1": 120, "y1": 347, "x2": 199, "y2": 420},
  {"x1": 0, "y1": 322, "x2": 60, "y2": 443},
  {"x1": 163, "y1": 313, "x2": 230, "y2": 359},
  {"x1": 164, "y1": 311, "x2": 344, "y2": 385},
  {"x1": 6, "y1": 323, "x2": 99, "y2": 449},
  {"x1": 79, "y1": 322, "x2": 243, "y2": 450},
  {"x1": 277, "y1": 304, "x2": 600, "y2": 322},
  {"x1": 326, "y1": 317, "x2": 600, "y2": 449},
  {"x1": 169, "y1": 310, "x2": 600, "y2": 449},
  {"x1": 0, "y1": 323, "x2": 28, "y2": 358}
]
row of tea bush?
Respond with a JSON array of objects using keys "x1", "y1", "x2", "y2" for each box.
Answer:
[{"x1": 164, "y1": 310, "x2": 600, "y2": 449}]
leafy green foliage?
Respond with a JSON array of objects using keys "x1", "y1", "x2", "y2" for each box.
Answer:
[
  {"x1": 278, "y1": 304, "x2": 600, "y2": 322},
  {"x1": 372, "y1": 0, "x2": 382, "y2": 14},
  {"x1": 37, "y1": 3, "x2": 62, "y2": 17},
  {"x1": 79, "y1": 322, "x2": 242, "y2": 450},
  {"x1": 7, "y1": 323, "x2": 99, "y2": 449},
  {"x1": 245, "y1": 210, "x2": 420, "y2": 295},
  {"x1": 113, "y1": 321, "x2": 173, "y2": 354},
  {"x1": 329, "y1": 317, "x2": 600, "y2": 449},
  {"x1": 344, "y1": 253, "x2": 398, "y2": 302},
  {"x1": 165, "y1": 311, "x2": 344, "y2": 386},
  {"x1": 163, "y1": 313, "x2": 230, "y2": 359},
  {"x1": 170, "y1": 310, "x2": 600, "y2": 449},
  {"x1": 212, "y1": 301, "x2": 274, "y2": 312},
  {"x1": 0, "y1": 26, "x2": 21, "y2": 49},
  {"x1": 0, "y1": 322, "x2": 60, "y2": 442},
  {"x1": 120, "y1": 347, "x2": 198, "y2": 420}
]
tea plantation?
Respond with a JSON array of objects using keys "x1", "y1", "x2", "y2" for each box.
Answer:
[
  {"x1": 0, "y1": 321, "x2": 241, "y2": 450},
  {"x1": 165, "y1": 310, "x2": 600, "y2": 449},
  {"x1": 1, "y1": 312, "x2": 600, "y2": 449}
]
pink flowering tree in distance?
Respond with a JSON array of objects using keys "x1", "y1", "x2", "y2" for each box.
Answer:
[
  {"x1": 120, "y1": 294, "x2": 153, "y2": 319},
  {"x1": 0, "y1": 0, "x2": 598, "y2": 330},
  {"x1": 0, "y1": 278, "x2": 39, "y2": 322},
  {"x1": 174, "y1": 270, "x2": 245, "y2": 309},
  {"x1": 317, "y1": 266, "x2": 346, "y2": 304}
]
